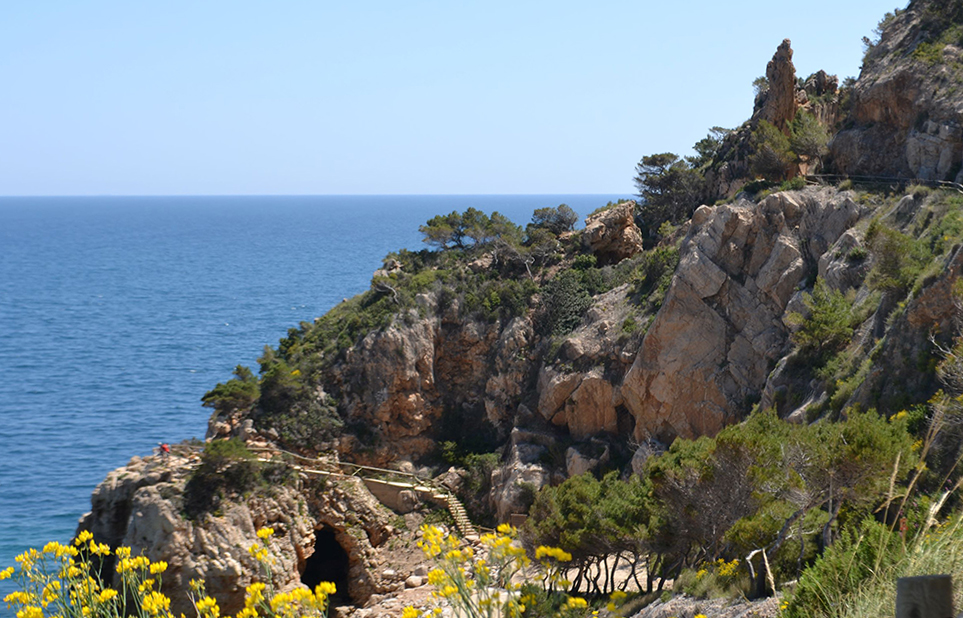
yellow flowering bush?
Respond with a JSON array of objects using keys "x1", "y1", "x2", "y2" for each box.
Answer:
[
  {"x1": 2, "y1": 527, "x2": 338, "y2": 618},
  {"x1": 405, "y1": 524, "x2": 591, "y2": 618},
  {"x1": 676, "y1": 557, "x2": 745, "y2": 599}
]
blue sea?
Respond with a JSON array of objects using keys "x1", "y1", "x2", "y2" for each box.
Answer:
[{"x1": 0, "y1": 194, "x2": 621, "y2": 610}]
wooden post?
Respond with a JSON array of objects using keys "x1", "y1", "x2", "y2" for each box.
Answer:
[{"x1": 896, "y1": 575, "x2": 954, "y2": 618}]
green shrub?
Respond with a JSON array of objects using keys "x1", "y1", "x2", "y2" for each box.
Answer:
[
  {"x1": 780, "y1": 176, "x2": 807, "y2": 191},
  {"x1": 750, "y1": 120, "x2": 795, "y2": 181},
  {"x1": 535, "y1": 269, "x2": 592, "y2": 336},
  {"x1": 786, "y1": 279, "x2": 855, "y2": 363},
  {"x1": 572, "y1": 254, "x2": 597, "y2": 271},
  {"x1": 457, "y1": 451, "x2": 501, "y2": 527},
  {"x1": 790, "y1": 111, "x2": 829, "y2": 167},
  {"x1": 462, "y1": 277, "x2": 537, "y2": 322},
  {"x1": 846, "y1": 246, "x2": 868, "y2": 262},
  {"x1": 784, "y1": 519, "x2": 903, "y2": 618},
  {"x1": 675, "y1": 558, "x2": 748, "y2": 599},
  {"x1": 183, "y1": 439, "x2": 260, "y2": 519},
  {"x1": 631, "y1": 245, "x2": 680, "y2": 309},
  {"x1": 252, "y1": 356, "x2": 342, "y2": 450},
  {"x1": 907, "y1": 184, "x2": 933, "y2": 199},
  {"x1": 865, "y1": 220, "x2": 928, "y2": 294},
  {"x1": 529, "y1": 204, "x2": 579, "y2": 236},
  {"x1": 201, "y1": 365, "x2": 259, "y2": 417}
]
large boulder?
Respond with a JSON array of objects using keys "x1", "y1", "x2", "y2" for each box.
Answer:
[{"x1": 582, "y1": 202, "x2": 644, "y2": 265}]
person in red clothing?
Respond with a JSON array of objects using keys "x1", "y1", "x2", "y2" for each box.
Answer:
[{"x1": 159, "y1": 443, "x2": 171, "y2": 458}]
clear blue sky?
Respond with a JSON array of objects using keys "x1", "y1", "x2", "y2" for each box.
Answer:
[{"x1": 0, "y1": 1, "x2": 904, "y2": 196}]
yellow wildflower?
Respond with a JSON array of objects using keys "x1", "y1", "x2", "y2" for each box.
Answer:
[
  {"x1": 244, "y1": 582, "x2": 266, "y2": 607},
  {"x1": 141, "y1": 591, "x2": 171, "y2": 616},
  {"x1": 426, "y1": 568, "x2": 446, "y2": 587},
  {"x1": 150, "y1": 561, "x2": 168, "y2": 575},
  {"x1": 196, "y1": 596, "x2": 220, "y2": 618},
  {"x1": 42, "y1": 581, "x2": 62, "y2": 605},
  {"x1": 14, "y1": 550, "x2": 38, "y2": 571},
  {"x1": 89, "y1": 542, "x2": 111, "y2": 557},
  {"x1": 535, "y1": 546, "x2": 572, "y2": 562},
  {"x1": 97, "y1": 589, "x2": 118, "y2": 603},
  {"x1": 247, "y1": 545, "x2": 269, "y2": 562},
  {"x1": 315, "y1": 582, "x2": 337, "y2": 597},
  {"x1": 115, "y1": 546, "x2": 131, "y2": 559},
  {"x1": 564, "y1": 597, "x2": 588, "y2": 609},
  {"x1": 16, "y1": 606, "x2": 43, "y2": 618},
  {"x1": 402, "y1": 607, "x2": 421, "y2": 618},
  {"x1": 4, "y1": 591, "x2": 37, "y2": 606},
  {"x1": 74, "y1": 531, "x2": 93, "y2": 546},
  {"x1": 0, "y1": 566, "x2": 14, "y2": 580},
  {"x1": 256, "y1": 527, "x2": 274, "y2": 540}
]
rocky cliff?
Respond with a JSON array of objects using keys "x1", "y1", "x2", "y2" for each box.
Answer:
[
  {"x1": 75, "y1": 1, "x2": 963, "y2": 612},
  {"x1": 80, "y1": 180, "x2": 963, "y2": 612},
  {"x1": 831, "y1": 1, "x2": 963, "y2": 181},
  {"x1": 202, "y1": 183, "x2": 959, "y2": 519}
]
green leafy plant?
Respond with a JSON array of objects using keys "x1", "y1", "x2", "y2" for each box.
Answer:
[{"x1": 786, "y1": 279, "x2": 855, "y2": 364}]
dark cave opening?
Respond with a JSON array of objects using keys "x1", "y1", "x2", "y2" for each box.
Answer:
[{"x1": 301, "y1": 527, "x2": 352, "y2": 604}]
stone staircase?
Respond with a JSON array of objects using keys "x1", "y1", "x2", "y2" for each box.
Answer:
[{"x1": 437, "y1": 492, "x2": 477, "y2": 539}]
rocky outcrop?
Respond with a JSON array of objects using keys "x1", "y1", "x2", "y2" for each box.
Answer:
[
  {"x1": 706, "y1": 41, "x2": 839, "y2": 199},
  {"x1": 490, "y1": 429, "x2": 556, "y2": 522},
  {"x1": 622, "y1": 188, "x2": 862, "y2": 441},
  {"x1": 830, "y1": 3, "x2": 963, "y2": 181},
  {"x1": 325, "y1": 305, "x2": 530, "y2": 466},
  {"x1": 536, "y1": 284, "x2": 643, "y2": 439},
  {"x1": 758, "y1": 39, "x2": 798, "y2": 133},
  {"x1": 77, "y1": 453, "x2": 394, "y2": 616},
  {"x1": 583, "y1": 202, "x2": 644, "y2": 265}
]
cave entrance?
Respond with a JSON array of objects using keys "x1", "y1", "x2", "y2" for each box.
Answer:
[{"x1": 301, "y1": 527, "x2": 352, "y2": 605}]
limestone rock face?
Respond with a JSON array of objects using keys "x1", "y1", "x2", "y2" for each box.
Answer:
[
  {"x1": 330, "y1": 305, "x2": 536, "y2": 466},
  {"x1": 77, "y1": 454, "x2": 393, "y2": 617},
  {"x1": 345, "y1": 317, "x2": 441, "y2": 440},
  {"x1": 582, "y1": 202, "x2": 644, "y2": 265},
  {"x1": 622, "y1": 188, "x2": 862, "y2": 442},
  {"x1": 489, "y1": 429, "x2": 555, "y2": 522},
  {"x1": 830, "y1": 6, "x2": 963, "y2": 181},
  {"x1": 484, "y1": 317, "x2": 536, "y2": 426},
  {"x1": 759, "y1": 39, "x2": 797, "y2": 133},
  {"x1": 535, "y1": 284, "x2": 642, "y2": 438}
]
